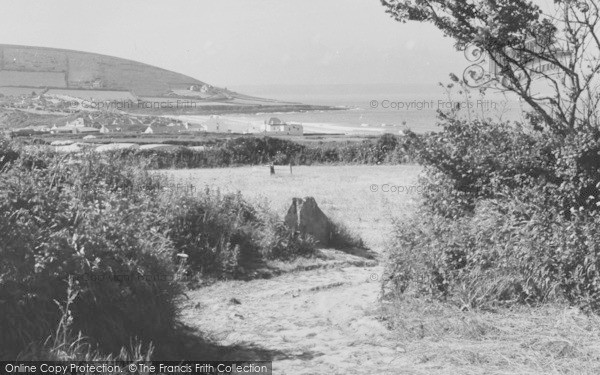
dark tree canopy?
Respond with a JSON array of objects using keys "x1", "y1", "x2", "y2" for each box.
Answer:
[{"x1": 381, "y1": 0, "x2": 600, "y2": 133}]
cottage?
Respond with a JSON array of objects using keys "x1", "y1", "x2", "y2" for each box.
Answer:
[
  {"x1": 263, "y1": 117, "x2": 303, "y2": 136},
  {"x1": 144, "y1": 126, "x2": 154, "y2": 134},
  {"x1": 66, "y1": 117, "x2": 88, "y2": 127},
  {"x1": 76, "y1": 127, "x2": 100, "y2": 134}
]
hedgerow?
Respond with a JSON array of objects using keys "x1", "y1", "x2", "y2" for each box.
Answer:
[{"x1": 111, "y1": 134, "x2": 419, "y2": 169}]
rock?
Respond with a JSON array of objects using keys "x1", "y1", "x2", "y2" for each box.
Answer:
[
  {"x1": 284, "y1": 197, "x2": 331, "y2": 246},
  {"x1": 229, "y1": 313, "x2": 244, "y2": 320},
  {"x1": 229, "y1": 297, "x2": 242, "y2": 305}
]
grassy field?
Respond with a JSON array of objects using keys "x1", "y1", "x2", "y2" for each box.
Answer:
[
  {"x1": 160, "y1": 165, "x2": 600, "y2": 374},
  {"x1": 159, "y1": 164, "x2": 422, "y2": 251}
]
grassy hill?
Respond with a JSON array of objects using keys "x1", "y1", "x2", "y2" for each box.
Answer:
[
  {"x1": 0, "y1": 44, "x2": 217, "y2": 97},
  {"x1": 0, "y1": 45, "x2": 338, "y2": 116}
]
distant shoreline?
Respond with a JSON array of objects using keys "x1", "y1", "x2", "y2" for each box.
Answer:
[{"x1": 123, "y1": 103, "x2": 344, "y2": 116}]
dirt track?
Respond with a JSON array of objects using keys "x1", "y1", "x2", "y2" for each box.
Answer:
[{"x1": 180, "y1": 256, "x2": 418, "y2": 374}]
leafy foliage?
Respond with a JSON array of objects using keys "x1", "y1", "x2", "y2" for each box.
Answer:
[
  {"x1": 386, "y1": 115, "x2": 600, "y2": 312},
  {"x1": 0, "y1": 151, "x2": 182, "y2": 357},
  {"x1": 0, "y1": 141, "x2": 319, "y2": 358}
]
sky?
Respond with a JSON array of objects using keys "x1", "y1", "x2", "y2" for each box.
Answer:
[{"x1": 0, "y1": 0, "x2": 469, "y2": 88}]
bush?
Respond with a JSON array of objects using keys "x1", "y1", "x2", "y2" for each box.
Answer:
[
  {"x1": 162, "y1": 190, "x2": 318, "y2": 276},
  {"x1": 329, "y1": 219, "x2": 366, "y2": 250},
  {"x1": 254, "y1": 208, "x2": 317, "y2": 260},
  {"x1": 161, "y1": 191, "x2": 260, "y2": 278},
  {"x1": 386, "y1": 115, "x2": 600, "y2": 312},
  {"x1": 0, "y1": 152, "x2": 182, "y2": 357},
  {"x1": 0, "y1": 135, "x2": 20, "y2": 170}
]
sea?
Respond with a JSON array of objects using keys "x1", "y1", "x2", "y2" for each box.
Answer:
[{"x1": 228, "y1": 83, "x2": 527, "y2": 134}]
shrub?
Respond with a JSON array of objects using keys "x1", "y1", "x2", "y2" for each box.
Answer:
[
  {"x1": 254, "y1": 208, "x2": 317, "y2": 260},
  {"x1": 386, "y1": 115, "x2": 600, "y2": 312},
  {"x1": 0, "y1": 152, "x2": 182, "y2": 358},
  {"x1": 161, "y1": 191, "x2": 260, "y2": 278},
  {"x1": 0, "y1": 135, "x2": 19, "y2": 170},
  {"x1": 161, "y1": 190, "x2": 318, "y2": 275},
  {"x1": 329, "y1": 219, "x2": 366, "y2": 250}
]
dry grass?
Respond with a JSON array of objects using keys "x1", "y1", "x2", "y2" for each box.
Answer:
[
  {"x1": 383, "y1": 296, "x2": 600, "y2": 374},
  {"x1": 159, "y1": 164, "x2": 422, "y2": 251}
]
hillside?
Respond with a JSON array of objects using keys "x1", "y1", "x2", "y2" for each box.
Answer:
[{"x1": 0, "y1": 44, "x2": 223, "y2": 98}]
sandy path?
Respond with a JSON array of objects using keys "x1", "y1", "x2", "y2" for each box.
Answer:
[{"x1": 180, "y1": 259, "x2": 418, "y2": 374}]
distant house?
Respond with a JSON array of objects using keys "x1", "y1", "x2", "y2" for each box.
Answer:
[
  {"x1": 144, "y1": 126, "x2": 154, "y2": 134},
  {"x1": 66, "y1": 118, "x2": 86, "y2": 127},
  {"x1": 51, "y1": 126, "x2": 75, "y2": 134},
  {"x1": 263, "y1": 117, "x2": 303, "y2": 136},
  {"x1": 72, "y1": 126, "x2": 99, "y2": 134},
  {"x1": 51, "y1": 126, "x2": 71, "y2": 134},
  {"x1": 99, "y1": 125, "x2": 110, "y2": 134},
  {"x1": 92, "y1": 79, "x2": 103, "y2": 88}
]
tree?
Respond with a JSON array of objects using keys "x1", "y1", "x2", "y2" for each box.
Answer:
[{"x1": 381, "y1": 0, "x2": 600, "y2": 134}]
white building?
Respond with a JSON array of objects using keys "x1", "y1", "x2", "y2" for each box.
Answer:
[
  {"x1": 263, "y1": 117, "x2": 303, "y2": 136},
  {"x1": 66, "y1": 118, "x2": 86, "y2": 127}
]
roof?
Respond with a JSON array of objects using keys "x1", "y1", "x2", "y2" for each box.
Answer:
[{"x1": 267, "y1": 117, "x2": 284, "y2": 125}]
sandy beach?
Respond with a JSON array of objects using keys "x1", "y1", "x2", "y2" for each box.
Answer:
[{"x1": 176, "y1": 114, "x2": 401, "y2": 135}]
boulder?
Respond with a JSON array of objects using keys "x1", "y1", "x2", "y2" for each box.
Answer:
[{"x1": 284, "y1": 197, "x2": 331, "y2": 246}]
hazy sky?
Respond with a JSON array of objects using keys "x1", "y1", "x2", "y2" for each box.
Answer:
[{"x1": 0, "y1": 0, "x2": 468, "y2": 87}]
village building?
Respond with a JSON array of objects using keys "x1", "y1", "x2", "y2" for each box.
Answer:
[
  {"x1": 144, "y1": 126, "x2": 154, "y2": 134},
  {"x1": 72, "y1": 126, "x2": 100, "y2": 134},
  {"x1": 91, "y1": 79, "x2": 103, "y2": 88},
  {"x1": 263, "y1": 117, "x2": 303, "y2": 136},
  {"x1": 65, "y1": 117, "x2": 89, "y2": 127}
]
